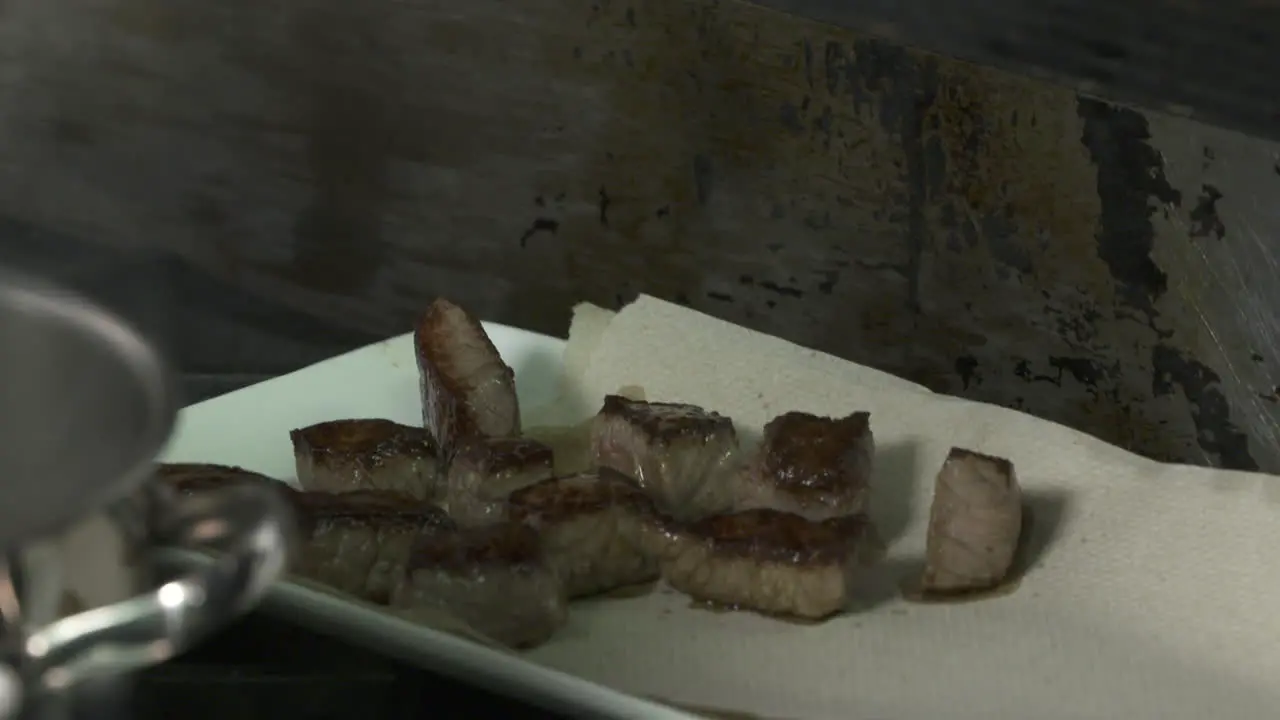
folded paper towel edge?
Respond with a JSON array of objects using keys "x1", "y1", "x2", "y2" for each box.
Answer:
[
  {"x1": 563, "y1": 302, "x2": 616, "y2": 389},
  {"x1": 563, "y1": 295, "x2": 1278, "y2": 486},
  {"x1": 532, "y1": 302, "x2": 618, "y2": 426},
  {"x1": 626, "y1": 295, "x2": 933, "y2": 397}
]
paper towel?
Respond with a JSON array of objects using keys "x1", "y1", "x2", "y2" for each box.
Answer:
[{"x1": 523, "y1": 295, "x2": 1280, "y2": 720}]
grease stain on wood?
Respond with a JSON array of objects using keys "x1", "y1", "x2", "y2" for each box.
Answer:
[{"x1": 0, "y1": 0, "x2": 1273, "y2": 475}]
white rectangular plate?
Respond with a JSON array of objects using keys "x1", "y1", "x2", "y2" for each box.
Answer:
[
  {"x1": 162, "y1": 306, "x2": 1280, "y2": 720},
  {"x1": 160, "y1": 325, "x2": 692, "y2": 720}
]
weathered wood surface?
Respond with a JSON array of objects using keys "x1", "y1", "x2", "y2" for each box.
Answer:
[
  {"x1": 0, "y1": 0, "x2": 1277, "y2": 473},
  {"x1": 750, "y1": 0, "x2": 1280, "y2": 143}
]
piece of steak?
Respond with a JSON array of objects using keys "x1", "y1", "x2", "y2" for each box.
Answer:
[
  {"x1": 921, "y1": 448, "x2": 1022, "y2": 595},
  {"x1": 290, "y1": 419, "x2": 441, "y2": 501},
  {"x1": 660, "y1": 509, "x2": 879, "y2": 620},
  {"x1": 589, "y1": 395, "x2": 739, "y2": 521},
  {"x1": 155, "y1": 464, "x2": 441, "y2": 603},
  {"x1": 154, "y1": 462, "x2": 287, "y2": 496},
  {"x1": 443, "y1": 437, "x2": 555, "y2": 526},
  {"x1": 146, "y1": 463, "x2": 299, "y2": 571},
  {"x1": 737, "y1": 411, "x2": 874, "y2": 521},
  {"x1": 414, "y1": 298, "x2": 520, "y2": 456},
  {"x1": 508, "y1": 469, "x2": 662, "y2": 598},
  {"x1": 391, "y1": 520, "x2": 567, "y2": 649},
  {"x1": 291, "y1": 490, "x2": 453, "y2": 604}
]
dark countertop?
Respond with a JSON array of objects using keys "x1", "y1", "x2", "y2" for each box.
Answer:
[{"x1": 132, "y1": 613, "x2": 568, "y2": 720}]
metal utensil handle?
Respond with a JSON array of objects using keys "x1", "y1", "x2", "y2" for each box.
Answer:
[{"x1": 19, "y1": 483, "x2": 293, "y2": 692}]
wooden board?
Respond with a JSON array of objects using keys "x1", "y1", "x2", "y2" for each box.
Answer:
[{"x1": 0, "y1": 0, "x2": 1277, "y2": 474}]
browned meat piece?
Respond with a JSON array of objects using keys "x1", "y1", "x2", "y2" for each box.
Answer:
[
  {"x1": 290, "y1": 490, "x2": 453, "y2": 604},
  {"x1": 443, "y1": 437, "x2": 554, "y2": 526},
  {"x1": 391, "y1": 520, "x2": 567, "y2": 648},
  {"x1": 154, "y1": 465, "x2": 449, "y2": 605},
  {"x1": 660, "y1": 509, "x2": 878, "y2": 619},
  {"x1": 508, "y1": 469, "x2": 662, "y2": 598},
  {"x1": 589, "y1": 395, "x2": 739, "y2": 520},
  {"x1": 414, "y1": 298, "x2": 520, "y2": 456},
  {"x1": 289, "y1": 419, "x2": 441, "y2": 501},
  {"x1": 737, "y1": 411, "x2": 874, "y2": 521},
  {"x1": 149, "y1": 463, "x2": 300, "y2": 561},
  {"x1": 922, "y1": 448, "x2": 1022, "y2": 594},
  {"x1": 154, "y1": 462, "x2": 288, "y2": 495}
]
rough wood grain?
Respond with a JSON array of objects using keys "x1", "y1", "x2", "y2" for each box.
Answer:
[{"x1": 0, "y1": 0, "x2": 1276, "y2": 473}]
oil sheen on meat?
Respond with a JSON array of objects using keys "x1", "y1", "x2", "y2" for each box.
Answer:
[
  {"x1": 150, "y1": 463, "x2": 299, "y2": 555},
  {"x1": 660, "y1": 508, "x2": 878, "y2": 619},
  {"x1": 154, "y1": 462, "x2": 285, "y2": 495},
  {"x1": 738, "y1": 411, "x2": 874, "y2": 521},
  {"x1": 292, "y1": 490, "x2": 452, "y2": 604},
  {"x1": 414, "y1": 298, "x2": 520, "y2": 455},
  {"x1": 589, "y1": 395, "x2": 739, "y2": 521},
  {"x1": 444, "y1": 437, "x2": 554, "y2": 526},
  {"x1": 922, "y1": 448, "x2": 1022, "y2": 594},
  {"x1": 391, "y1": 520, "x2": 567, "y2": 649},
  {"x1": 154, "y1": 464, "x2": 439, "y2": 603},
  {"x1": 290, "y1": 419, "x2": 441, "y2": 501},
  {"x1": 508, "y1": 469, "x2": 662, "y2": 598}
]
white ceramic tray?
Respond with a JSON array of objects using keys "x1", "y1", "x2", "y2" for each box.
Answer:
[
  {"x1": 160, "y1": 324, "x2": 693, "y2": 720},
  {"x1": 160, "y1": 305, "x2": 1280, "y2": 720}
]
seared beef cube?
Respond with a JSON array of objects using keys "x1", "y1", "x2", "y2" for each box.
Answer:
[
  {"x1": 290, "y1": 419, "x2": 440, "y2": 501},
  {"x1": 150, "y1": 463, "x2": 300, "y2": 565},
  {"x1": 444, "y1": 437, "x2": 554, "y2": 526},
  {"x1": 589, "y1": 395, "x2": 739, "y2": 520},
  {"x1": 391, "y1": 520, "x2": 567, "y2": 649},
  {"x1": 661, "y1": 509, "x2": 878, "y2": 620},
  {"x1": 292, "y1": 490, "x2": 451, "y2": 604},
  {"x1": 922, "y1": 448, "x2": 1022, "y2": 594},
  {"x1": 738, "y1": 411, "x2": 874, "y2": 521},
  {"x1": 508, "y1": 469, "x2": 661, "y2": 598},
  {"x1": 154, "y1": 462, "x2": 285, "y2": 495},
  {"x1": 414, "y1": 298, "x2": 520, "y2": 455}
]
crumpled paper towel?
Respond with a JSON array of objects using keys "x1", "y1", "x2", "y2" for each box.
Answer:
[{"x1": 523, "y1": 295, "x2": 1280, "y2": 720}]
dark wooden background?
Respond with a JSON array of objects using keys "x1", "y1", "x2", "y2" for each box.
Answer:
[{"x1": 1, "y1": 0, "x2": 1278, "y2": 473}]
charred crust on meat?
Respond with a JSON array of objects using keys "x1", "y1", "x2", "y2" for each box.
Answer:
[
  {"x1": 414, "y1": 298, "x2": 520, "y2": 452},
  {"x1": 760, "y1": 411, "x2": 871, "y2": 494},
  {"x1": 508, "y1": 468, "x2": 658, "y2": 522},
  {"x1": 453, "y1": 436, "x2": 553, "y2": 475},
  {"x1": 591, "y1": 397, "x2": 740, "y2": 520},
  {"x1": 946, "y1": 447, "x2": 1015, "y2": 478},
  {"x1": 154, "y1": 463, "x2": 287, "y2": 495},
  {"x1": 152, "y1": 464, "x2": 301, "y2": 546},
  {"x1": 293, "y1": 490, "x2": 451, "y2": 535},
  {"x1": 683, "y1": 509, "x2": 874, "y2": 564},
  {"x1": 294, "y1": 489, "x2": 442, "y2": 522},
  {"x1": 290, "y1": 419, "x2": 436, "y2": 464},
  {"x1": 407, "y1": 522, "x2": 543, "y2": 576},
  {"x1": 598, "y1": 395, "x2": 734, "y2": 441}
]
